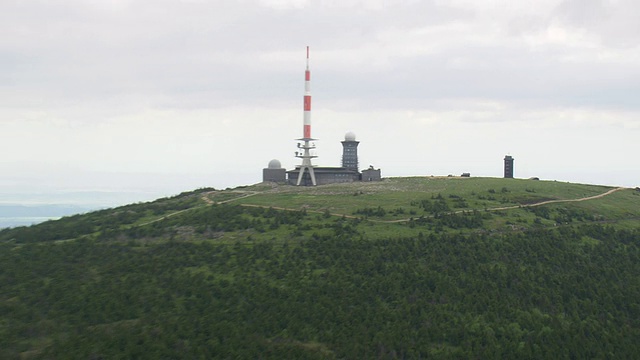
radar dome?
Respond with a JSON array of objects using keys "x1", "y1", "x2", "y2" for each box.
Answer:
[
  {"x1": 268, "y1": 159, "x2": 282, "y2": 169},
  {"x1": 345, "y1": 131, "x2": 356, "y2": 141}
]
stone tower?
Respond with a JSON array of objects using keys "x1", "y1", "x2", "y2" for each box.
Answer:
[
  {"x1": 504, "y1": 155, "x2": 514, "y2": 178},
  {"x1": 341, "y1": 132, "x2": 359, "y2": 171}
]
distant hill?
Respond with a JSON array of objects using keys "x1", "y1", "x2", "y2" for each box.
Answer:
[
  {"x1": 1, "y1": 178, "x2": 639, "y2": 358},
  {"x1": 0, "y1": 204, "x2": 91, "y2": 218},
  {"x1": 0, "y1": 189, "x2": 170, "y2": 229},
  {"x1": 0, "y1": 204, "x2": 95, "y2": 229}
]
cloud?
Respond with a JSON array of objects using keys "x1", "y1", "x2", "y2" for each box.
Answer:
[
  {"x1": 4, "y1": 0, "x2": 635, "y2": 112},
  {"x1": 555, "y1": 0, "x2": 640, "y2": 47},
  {"x1": 0, "y1": 0, "x2": 639, "y2": 199}
]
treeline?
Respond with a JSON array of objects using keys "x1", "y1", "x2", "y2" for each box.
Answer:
[{"x1": 2, "y1": 223, "x2": 640, "y2": 358}]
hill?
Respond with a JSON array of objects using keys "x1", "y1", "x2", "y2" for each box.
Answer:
[{"x1": 1, "y1": 177, "x2": 640, "y2": 358}]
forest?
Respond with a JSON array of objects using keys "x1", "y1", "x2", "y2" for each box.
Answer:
[{"x1": 1, "y1": 179, "x2": 640, "y2": 358}]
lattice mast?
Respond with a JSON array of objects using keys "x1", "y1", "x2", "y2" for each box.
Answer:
[{"x1": 296, "y1": 46, "x2": 317, "y2": 186}]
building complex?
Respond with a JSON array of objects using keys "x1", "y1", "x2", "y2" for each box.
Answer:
[
  {"x1": 261, "y1": 47, "x2": 515, "y2": 185},
  {"x1": 262, "y1": 47, "x2": 381, "y2": 186}
]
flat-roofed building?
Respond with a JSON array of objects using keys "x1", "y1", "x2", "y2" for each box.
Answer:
[
  {"x1": 362, "y1": 166, "x2": 381, "y2": 182},
  {"x1": 287, "y1": 167, "x2": 360, "y2": 186}
]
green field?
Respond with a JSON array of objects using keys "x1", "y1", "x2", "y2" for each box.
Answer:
[
  {"x1": 231, "y1": 177, "x2": 620, "y2": 214},
  {"x1": 2, "y1": 177, "x2": 637, "y2": 246},
  {"x1": 204, "y1": 177, "x2": 640, "y2": 238}
]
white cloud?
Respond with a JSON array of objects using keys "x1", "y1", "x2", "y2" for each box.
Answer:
[
  {"x1": 1, "y1": 0, "x2": 639, "y2": 205},
  {"x1": 259, "y1": 0, "x2": 310, "y2": 9}
]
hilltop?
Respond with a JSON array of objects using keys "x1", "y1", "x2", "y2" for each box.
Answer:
[
  {"x1": 1, "y1": 177, "x2": 640, "y2": 358},
  {"x1": 210, "y1": 176, "x2": 639, "y2": 241},
  {"x1": 2, "y1": 176, "x2": 637, "y2": 244}
]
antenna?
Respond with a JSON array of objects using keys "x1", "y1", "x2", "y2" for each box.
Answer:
[{"x1": 295, "y1": 46, "x2": 317, "y2": 186}]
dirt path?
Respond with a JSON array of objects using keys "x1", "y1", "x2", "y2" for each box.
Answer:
[
  {"x1": 232, "y1": 187, "x2": 628, "y2": 224},
  {"x1": 202, "y1": 190, "x2": 261, "y2": 205},
  {"x1": 486, "y1": 187, "x2": 625, "y2": 212},
  {"x1": 138, "y1": 190, "x2": 263, "y2": 226},
  {"x1": 138, "y1": 187, "x2": 627, "y2": 227},
  {"x1": 137, "y1": 207, "x2": 197, "y2": 227},
  {"x1": 377, "y1": 187, "x2": 626, "y2": 223}
]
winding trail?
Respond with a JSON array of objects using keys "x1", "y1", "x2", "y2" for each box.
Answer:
[
  {"x1": 137, "y1": 207, "x2": 198, "y2": 227},
  {"x1": 486, "y1": 187, "x2": 625, "y2": 212},
  {"x1": 202, "y1": 190, "x2": 261, "y2": 205},
  {"x1": 137, "y1": 191, "x2": 261, "y2": 226},
  {"x1": 137, "y1": 186, "x2": 628, "y2": 227},
  {"x1": 231, "y1": 187, "x2": 628, "y2": 224}
]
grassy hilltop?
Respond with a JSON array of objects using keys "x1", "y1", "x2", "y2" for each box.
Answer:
[{"x1": 1, "y1": 177, "x2": 640, "y2": 358}]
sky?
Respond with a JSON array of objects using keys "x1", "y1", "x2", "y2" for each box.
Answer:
[{"x1": 1, "y1": 0, "x2": 639, "y2": 206}]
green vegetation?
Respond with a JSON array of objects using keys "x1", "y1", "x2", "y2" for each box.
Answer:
[{"x1": 1, "y1": 177, "x2": 639, "y2": 358}]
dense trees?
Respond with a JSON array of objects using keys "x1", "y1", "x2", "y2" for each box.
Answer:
[
  {"x1": 1, "y1": 182, "x2": 639, "y2": 358},
  {"x1": 1, "y1": 220, "x2": 640, "y2": 358}
]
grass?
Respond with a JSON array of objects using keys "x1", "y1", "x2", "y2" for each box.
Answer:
[
  {"x1": 236, "y1": 177, "x2": 622, "y2": 213},
  {"x1": 5, "y1": 177, "x2": 637, "y2": 246},
  {"x1": 212, "y1": 177, "x2": 639, "y2": 235},
  {"x1": 188, "y1": 177, "x2": 633, "y2": 240}
]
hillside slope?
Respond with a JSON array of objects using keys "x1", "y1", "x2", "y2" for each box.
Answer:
[
  {"x1": 1, "y1": 177, "x2": 638, "y2": 244},
  {"x1": 1, "y1": 177, "x2": 640, "y2": 358}
]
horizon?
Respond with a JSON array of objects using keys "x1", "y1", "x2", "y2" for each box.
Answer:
[
  {"x1": 1, "y1": 1, "x2": 638, "y2": 202},
  {"x1": 1, "y1": 173, "x2": 634, "y2": 229}
]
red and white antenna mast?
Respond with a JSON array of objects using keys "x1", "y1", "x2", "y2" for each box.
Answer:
[
  {"x1": 303, "y1": 46, "x2": 311, "y2": 139},
  {"x1": 296, "y1": 46, "x2": 317, "y2": 186}
]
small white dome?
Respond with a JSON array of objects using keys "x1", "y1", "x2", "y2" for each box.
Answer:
[
  {"x1": 268, "y1": 159, "x2": 282, "y2": 169},
  {"x1": 345, "y1": 131, "x2": 356, "y2": 141}
]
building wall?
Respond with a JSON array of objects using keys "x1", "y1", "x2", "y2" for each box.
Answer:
[
  {"x1": 316, "y1": 172, "x2": 359, "y2": 185},
  {"x1": 286, "y1": 170, "x2": 311, "y2": 186},
  {"x1": 504, "y1": 156, "x2": 514, "y2": 178},
  {"x1": 287, "y1": 168, "x2": 360, "y2": 186},
  {"x1": 341, "y1": 141, "x2": 359, "y2": 171},
  {"x1": 263, "y1": 168, "x2": 287, "y2": 183},
  {"x1": 361, "y1": 168, "x2": 381, "y2": 182}
]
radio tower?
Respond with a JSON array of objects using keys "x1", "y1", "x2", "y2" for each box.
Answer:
[{"x1": 296, "y1": 46, "x2": 317, "y2": 186}]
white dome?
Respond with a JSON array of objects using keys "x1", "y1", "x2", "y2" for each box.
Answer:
[
  {"x1": 345, "y1": 131, "x2": 356, "y2": 141},
  {"x1": 267, "y1": 159, "x2": 282, "y2": 169}
]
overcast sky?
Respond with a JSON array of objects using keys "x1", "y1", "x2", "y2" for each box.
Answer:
[{"x1": 1, "y1": 0, "x2": 639, "y2": 204}]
